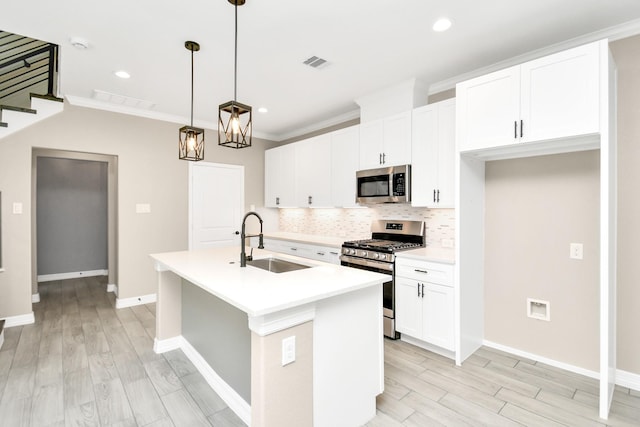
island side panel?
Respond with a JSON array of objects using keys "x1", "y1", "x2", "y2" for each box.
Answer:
[
  {"x1": 251, "y1": 321, "x2": 313, "y2": 427},
  {"x1": 182, "y1": 279, "x2": 252, "y2": 404},
  {"x1": 314, "y1": 284, "x2": 383, "y2": 427},
  {"x1": 156, "y1": 269, "x2": 182, "y2": 344}
]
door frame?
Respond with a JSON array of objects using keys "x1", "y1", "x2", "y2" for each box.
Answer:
[
  {"x1": 188, "y1": 161, "x2": 245, "y2": 250},
  {"x1": 31, "y1": 148, "x2": 118, "y2": 299}
]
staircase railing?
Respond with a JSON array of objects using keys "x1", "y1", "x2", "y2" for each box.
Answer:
[{"x1": 0, "y1": 31, "x2": 59, "y2": 106}]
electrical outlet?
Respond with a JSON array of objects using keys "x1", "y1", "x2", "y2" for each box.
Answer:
[
  {"x1": 569, "y1": 243, "x2": 583, "y2": 260},
  {"x1": 12, "y1": 202, "x2": 23, "y2": 214},
  {"x1": 282, "y1": 336, "x2": 296, "y2": 366}
]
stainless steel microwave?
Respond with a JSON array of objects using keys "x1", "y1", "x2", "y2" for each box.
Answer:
[{"x1": 356, "y1": 164, "x2": 411, "y2": 204}]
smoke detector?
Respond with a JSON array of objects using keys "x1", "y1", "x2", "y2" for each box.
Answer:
[{"x1": 69, "y1": 37, "x2": 89, "y2": 49}]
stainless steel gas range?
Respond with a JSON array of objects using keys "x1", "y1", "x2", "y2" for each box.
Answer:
[{"x1": 340, "y1": 220, "x2": 425, "y2": 339}]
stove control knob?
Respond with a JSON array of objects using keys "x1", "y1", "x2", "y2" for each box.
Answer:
[
  {"x1": 360, "y1": 251, "x2": 368, "y2": 258},
  {"x1": 373, "y1": 253, "x2": 379, "y2": 259}
]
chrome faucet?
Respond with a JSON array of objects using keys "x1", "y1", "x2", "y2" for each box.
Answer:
[{"x1": 240, "y1": 211, "x2": 264, "y2": 267}]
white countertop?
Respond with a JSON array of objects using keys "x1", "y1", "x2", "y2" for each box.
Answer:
[
  {"x1": 395, "y1": 246, "x2": 456, "y2": 264},
  {"x1": 150, "y1": 246, "x2": 389, "y2": 318},
  {"x1": 262, "y1": 232, "x2": 345, "y2": 248}
]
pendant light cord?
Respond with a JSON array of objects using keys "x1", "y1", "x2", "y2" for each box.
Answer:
[
  {"x1": 190, "y1": 47, "x2": 194, "y2": 126},
  {"x1": 234, "y1": 1, "x2": 238, "y2": 102}
]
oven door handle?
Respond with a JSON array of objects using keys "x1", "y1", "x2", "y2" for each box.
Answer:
[{"x1": 340, "y1": 255, "x2": 394, "y2": 272}]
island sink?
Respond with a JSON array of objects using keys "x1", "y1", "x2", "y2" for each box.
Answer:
[{"x1": 247, "y1": 257, "x2": 311, "y2": 273}]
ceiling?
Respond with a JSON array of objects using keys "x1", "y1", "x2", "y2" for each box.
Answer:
[{"x1": 3, "y1": 0, "x2": 640, "y2": 141}]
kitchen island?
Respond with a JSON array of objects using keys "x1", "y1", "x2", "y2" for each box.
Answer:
[{"x1": 150, "y1": 246, "x2": 389, "y2": 427}]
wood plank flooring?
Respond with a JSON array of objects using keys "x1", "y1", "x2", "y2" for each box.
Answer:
[
  {"x1": 0, "y1": 277, "x2": 246, "y2": 427},
  {"x1": 1, "y1": 277, "x2": 639, "y2": 426}
]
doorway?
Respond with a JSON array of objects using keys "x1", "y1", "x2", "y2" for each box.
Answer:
[
  {"x1": 189, "y1": 162, "x2": 244, "y2": 250},
  {"x1": 31, "y1": 148, "x2": 118, "y2": 300}
]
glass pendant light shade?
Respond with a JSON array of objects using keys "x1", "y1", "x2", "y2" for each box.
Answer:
[
  {"x1": 218, "y1": 100, "x2": 252, "y2": 148},
  {"x1": 179, "y1": 40, "x2": 205, "y2": 161},
  {"x1": 218, "y1": 0, "x2": 252, "y2": 149},
  {"x1": 179, "y1": 125, "x2": 205, "y2": 160}
]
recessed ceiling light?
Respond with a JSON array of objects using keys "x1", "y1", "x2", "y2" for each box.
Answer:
[
  {"x1": 258, "y1": 107, "x2": 268, "y2": 114},
  {"x1": 433, "y1": 18, "x2": 452, "y2": 32},
  {"x1": 114, "y1": 70, "x2": 130, "y2": 79}
]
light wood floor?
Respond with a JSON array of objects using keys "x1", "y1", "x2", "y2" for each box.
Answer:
[{"x1": 1, "y1": 277, "x2": 639, "y2": 426}]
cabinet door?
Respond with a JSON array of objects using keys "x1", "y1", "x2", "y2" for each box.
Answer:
[
  {"x1": 264, "y1": 144, "x2": 296, "y2": 207},
  {"x1": 395, "y1": 277, "x2": 423, "y2": 338},
  {"x1": 520, "y1": 41, "x2": 600, "y2": 143},
  {"x1": 436, "y1": 99, "x2": 456, "y2": 207},
  {"x1": 331, "y1": 125, "x2": 360, "y2": 207},
  {"x1": 295, "y1": 135, "x2": 332, "y2": 207},
  {"x1": 382, "y1": 111, "x2": 412, "y2": 167},
  {"x1": 457, "y1": 66, "x2": 520, "y2": 152},
  {"x1": 359, "y1": 119, "x2": 384, "y2": 170},
  {"x1": 411, "y1": 104, "x2": 439, "y2": 207},
  {"x1": 422, "y1": 283, "x2": 455, "y2": 350}
]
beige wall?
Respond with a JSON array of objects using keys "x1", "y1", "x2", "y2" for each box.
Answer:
[
  {"x1": 611, "y1": 35, "x2": 640, "y2": 375},
  {"x1": 484, "y1": 151, "x2": 600, "y2": 371},
  {"x1": 484, "y1": 35, "x2": 640, "y2": 376},
  {"x1": 0, "y1": 103, "x2": 277, "y2": 317}
]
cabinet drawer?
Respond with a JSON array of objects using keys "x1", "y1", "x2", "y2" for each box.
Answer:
[{"x1": 395, "y1": 259, "x2": 453, "y2": 286}]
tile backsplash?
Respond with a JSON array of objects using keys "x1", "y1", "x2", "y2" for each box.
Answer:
[{"x1": 279, "y1": 205, "x2": 455, "y2": 248}]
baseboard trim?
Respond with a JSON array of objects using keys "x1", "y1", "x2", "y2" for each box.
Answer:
[
  {"x1": 483, "y1": 340, "x2": 640, "y2": 392},
  {"x1": 180, "y1": 338, "x2": 252, "y2": 426},
  {"x1": 106, "y1": 284, "x2": 118, "y2": 295},
  {"x1": 617, "y1": 369, "x2": 640, "y2": 392},
  {"x1": 32, "y1": 293, "x2": 40, "y2": 303},
  {"x1": 115, "y1": 293, "x2": 157, "y2": 309},
  {"x1": 401, "y1": 335, "x2": 455, "y2": 360},
  {"x1": 153, "y1": 335, "x2": 251, "y2": 425},
  {"x1": 153, "y1": 336, "x2": 183, "y2": 354},
  {"x1": 37, "y1": 269, "x2": 108, "y2": 282},
  {"x1": 1, "y1": 312, "x2": 36, "y2": 328}
]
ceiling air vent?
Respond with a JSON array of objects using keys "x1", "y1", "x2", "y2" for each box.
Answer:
[{"x1": 303, "y1": 56, "x2": 329, "y2": 69}]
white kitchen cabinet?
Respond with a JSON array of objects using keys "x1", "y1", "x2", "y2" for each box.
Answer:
[
  {"x1": 395, "y1": 258, "x2": 455, "y2": 351},
  {"x1": 264, "y1": 144, "x2": 296, "y2": 207},
  {"x1": 262, "y1": 238, "x2": 341, "y2": 265},
  {"x1": 411, "y1": 99, "x2": 456, "y2": 207},
  {"x1": 295, "y1": 134, "x2": 332, "y2": 207},
  {"x1": 457, "y1": 40, "x2": 601, "y2": 153},
  {"x1": 359, "y1": 111, "x2": 412, "y2": 169},
  {"x1": 331, "y1": 125, "x2": 360, "y2": 207}
]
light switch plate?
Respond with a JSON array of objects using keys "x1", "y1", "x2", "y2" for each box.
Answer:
[
  {"x1": 282, "y1": 336, "x2": 296, "y2": 366},
  {"x1": 135, "y1": 203, "x2": 151, "y2": 214},
  {"x1": 569, "y1": 243, "x2": 583, "y2": 260}
]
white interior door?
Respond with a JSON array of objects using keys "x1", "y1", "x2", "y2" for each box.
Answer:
[{"x1": 189, "y1": 162, "x2": 244, "y2": 250}]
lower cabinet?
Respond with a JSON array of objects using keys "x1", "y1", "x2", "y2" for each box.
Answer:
[
  {"x1": 395, "y1": 258, "x2": 455, "y2": 351},
  {"x1": 262, "y1": 238, "x2": 341, "y2": 265}
]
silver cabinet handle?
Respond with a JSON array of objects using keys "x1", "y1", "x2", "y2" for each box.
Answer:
[
  {"x1": 421, "y1": 283, "x2": 425, "y2": 298},
  {"x1": 414, "y1": 269, "x2": 429, "y2": 274},
  {"x1": 308, "y1": 195, "x2": 313, "y2": 205},
  {"x1": 317, "y1": 252, "x2": 325, "y2": 256},
  {"x1": 276, "y1": 197, "x2": 280, "y2": 205},
  {"x1": 417, "y1": 283, "x2": 421, "y2": 297},
  {"x1": 379, "y1": 153, "x2": 383, "y2": 164},
  {"x1": 290, "y1": 247, "x2": 297, "y2": 251}
]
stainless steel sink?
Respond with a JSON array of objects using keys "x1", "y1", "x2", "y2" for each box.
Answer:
[{"x1": 246, "y1": 257, "x2": 311, "y2": 273}]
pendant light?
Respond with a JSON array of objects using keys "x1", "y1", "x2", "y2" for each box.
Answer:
[
  {"x1": 218, "y1": 0, "x2": 252, "y2": 149},
  {"x1": 179, "y1": 41, "x2": 205, "y2": 161}
]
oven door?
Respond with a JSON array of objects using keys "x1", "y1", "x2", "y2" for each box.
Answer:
[{"x1": 340, "y1": 255, "x2": 398, "y2": 338}]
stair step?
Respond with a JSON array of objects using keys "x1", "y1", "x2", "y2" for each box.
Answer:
[
  {"x1": 0, "y1": 105, "x2": 37, "y2": 115},
  {"x1": 30, "y1": 93, "x2": 64, "y2": 103}
]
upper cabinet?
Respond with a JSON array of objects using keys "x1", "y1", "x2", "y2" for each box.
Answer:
[
  {"x1": 411, "y1": 99, "x2": 456, "y2": 208},
  {"x1": 265, "y1": 144, "x2": 296, "y2": 207},
  {"x1": 295, "y1": 134, "x2": 332, "y2": 207},
  {"x1": 457, "y1": 41, "x2": 601, "y2": 153},
  {"x1": 359, "y1": 111, "x2": 412, "y2": 169},
  {"x1": 331, "y1": 125, "x2": 360, "y2": 208}
]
